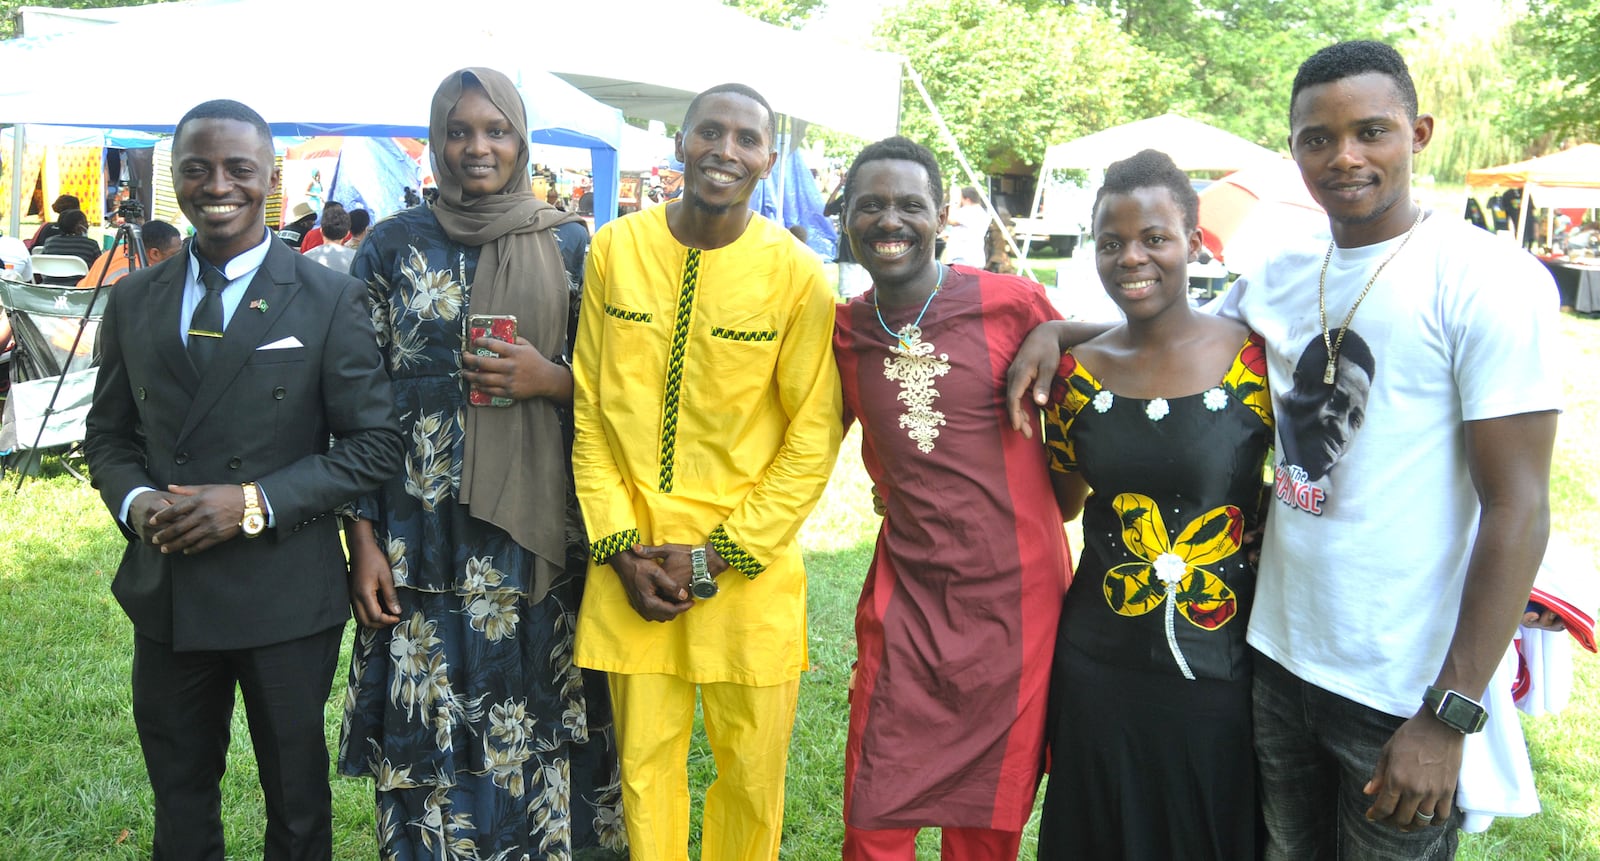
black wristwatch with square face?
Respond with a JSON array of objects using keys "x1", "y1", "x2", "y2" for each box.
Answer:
[{"x1": 1423, "y1": 686, "x2": 1487, "y2": 734}]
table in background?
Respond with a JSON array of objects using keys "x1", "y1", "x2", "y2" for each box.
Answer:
[
  {"x1": 1535, "y1": 257, "x2": 1600, "y2": 311},
  {"x1": 1577, "y1": 267, "x2": 1600, "y2": 315}
]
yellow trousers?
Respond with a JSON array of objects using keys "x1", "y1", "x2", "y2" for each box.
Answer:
[{"x1": 608, "y1": 672, "x2": 801, "y2": 861}]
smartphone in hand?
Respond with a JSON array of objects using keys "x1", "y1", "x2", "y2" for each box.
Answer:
[{"x1": 467, "y1": 314, "x2": 517, "y2": 407}]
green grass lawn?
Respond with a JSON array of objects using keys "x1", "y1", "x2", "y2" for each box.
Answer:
[{"x1": 0, "y1": 315, "x2": 1595, "y2": 859}]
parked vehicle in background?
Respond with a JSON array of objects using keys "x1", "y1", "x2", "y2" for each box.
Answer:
[{"x1": 1012, "y1": 171, "x2": 1095, "y2": 257}]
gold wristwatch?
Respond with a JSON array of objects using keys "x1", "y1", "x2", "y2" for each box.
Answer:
[{"x1": 240, "y1": 482, "x2": 266, "y2": 537}]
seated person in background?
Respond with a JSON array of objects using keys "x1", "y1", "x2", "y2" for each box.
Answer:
[
  {"x1": 1, "y1": 308, "x2": 11, "y2": 397},
  {"x1": 1, "y1": 231, "x2": 33, "y2": 282},
  {"x1": 300, "y1": 201, "x2": 346, "y2": 253},
  {"x1": 39, "y1": 209, "x2": 104, "y2": 268},
  {"x1": 78, "y1": 220, "x2": 183, "y2": 288},
  {"x1": 26, "y1": 194, "x2": 80, "y2": 250},
  {"x1": 303, "y1": 205, "x2": 354, "y2": 272},
  {"x1": 1565, "y1": 222, "x2": 1600, "y2": 256},
  {"x1": 279, "y1": 201, "x2": 318, "y2": 249},
  {"x1": 346, "y1": 208, "x2": 371, "y2": 249}
]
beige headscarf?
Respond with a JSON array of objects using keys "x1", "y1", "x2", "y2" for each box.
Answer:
[{"x1": 429, "y1": 67, "x2": 582, "y2": 603}]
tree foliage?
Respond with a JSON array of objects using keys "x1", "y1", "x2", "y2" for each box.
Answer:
[
  {"x1": 1403, "y1": 6, "x2": 1528, "y2": 183},
  {"x1": 1510, "y1": 0, "x2": 1600, "y2": 144},
  {"x1": 0, "y1": 0, "x2": 183, "y2": 38},
  {"x1": 721, "y1": 0, "x2": 825, "y2": 29},
  {"x1": 878, "y1": 0, "x2": 1185, "y2": 175},
  {"x1": 1071, "y1": 0, "x2": 1416, "y2": 148}
]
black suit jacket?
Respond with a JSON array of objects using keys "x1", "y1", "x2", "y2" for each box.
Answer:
[{"x1": 84, "y1": 237, "x2": 402, "y2": 651}]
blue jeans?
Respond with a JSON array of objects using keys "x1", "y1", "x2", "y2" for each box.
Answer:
[{"x1": 1252, "y1": 651, "x2": 1461, "y2": 861}]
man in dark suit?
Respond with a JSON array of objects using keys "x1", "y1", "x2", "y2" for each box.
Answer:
[{"x1": 83, "y1": 99, "x2": 402, "y2": 861}]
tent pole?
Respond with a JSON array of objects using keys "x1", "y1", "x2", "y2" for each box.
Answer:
[
  {"x1": 775, "y1": 114, "x2": 788, "y2": 224},
  {"x1": 1512, "y1": 189, "x2": 1525, "y2": 246},
  {"x1": 1546, "y1": 199, "x2": 1554, "y2": 254},
  {"x1": 901, "y1": 60, "x2": 1030, "y2": 272},
  {"x1": 8, "y1": 124, "x2": 24, "y2": 237},
  {"x1": 1021, "y1": 160, "x2": 1045, "y2": 262}
]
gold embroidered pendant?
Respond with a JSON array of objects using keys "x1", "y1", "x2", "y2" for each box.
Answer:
[{"x1": 883, "y1": 325, "x2": 951, "y2": 454}]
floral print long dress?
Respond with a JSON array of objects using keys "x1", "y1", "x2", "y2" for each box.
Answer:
[{"x1": 337, "y1": 206, "x2": 627, "y2": 860}]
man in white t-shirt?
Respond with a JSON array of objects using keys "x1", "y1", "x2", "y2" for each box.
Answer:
[
  {"x1": 941, "y1": 186, "x2": 987, "y2": 267},
  {"x1": 1227, "y1": 43, "x2": 1558, "y2": 861},
  {"x1": 1006, "y1": 41, "x2": 1560, "y2": 860}
]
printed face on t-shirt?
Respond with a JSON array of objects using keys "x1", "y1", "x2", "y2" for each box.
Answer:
[{"x1": 1280, "y1": 336, "x2": 1374, "y2": 483}]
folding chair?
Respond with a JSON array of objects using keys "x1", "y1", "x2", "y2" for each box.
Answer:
[{"x1": 0, "y1": 279, "x2": 108, "y2": 481}]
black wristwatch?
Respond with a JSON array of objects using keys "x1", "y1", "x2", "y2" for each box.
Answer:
[
  {"x1": 1423, "y1": 686, "x2": 1487, "y2": 734},
  {"x1": 690, "y1": 545, "x2": 718, "y2": 599}
]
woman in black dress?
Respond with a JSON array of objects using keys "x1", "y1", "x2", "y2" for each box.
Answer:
[{"x1": 1038, "y1": 149, "x2": 1274, "y2": 860}]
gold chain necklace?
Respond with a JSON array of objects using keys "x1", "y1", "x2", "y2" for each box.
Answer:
[{"x1": 1317, "y1": 207, "x2": 1425, "y2": 384}]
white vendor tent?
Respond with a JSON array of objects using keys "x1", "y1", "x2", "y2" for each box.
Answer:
[
  {"x1": 539, "y1": 0, "x2": 903, "y2": 141},
  {"x1": 14, "y1": 0, "x2": 903, "y2": 142},
  {"x1": 15, "y1": 0, "x2": 902, "y2": 140},
  {"x1": 12, "y1": 0, "x2": 905, "y2": 232},
  {"x1": 1021, "y1": 113, "x2": 1286, "y2": 258},
  {"x1": 2, "y1": 0, "x2": 627, "y2": 235},
  {"x1": 1466, "y1": 143, "x2": 1600, "y2": 210},
  {"x1": 1039, "y1": 114, "x2": 1282, "y2": 173}
]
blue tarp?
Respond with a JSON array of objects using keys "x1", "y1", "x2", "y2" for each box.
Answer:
[
  {"x1": 326, "y1": 138, "x2": 424, "y2": 222},
  {"x1": 748, "y1": 147, "x2": 838, "y2": 260}
]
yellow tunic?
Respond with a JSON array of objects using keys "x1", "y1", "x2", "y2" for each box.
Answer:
[{"x1": 572, "y1": 203, "x2": 843, "y2": 686}]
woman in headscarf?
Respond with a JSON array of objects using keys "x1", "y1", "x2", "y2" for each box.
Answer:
[{"x1": 337, "y1": 67, "x2": 627, "y2": 859}]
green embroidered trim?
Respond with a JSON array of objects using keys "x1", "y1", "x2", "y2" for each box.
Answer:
[
  {"x1": 709, "y1": 525, "x2": 764, "y2": 579},
  {"x1": 605, "y1": 304, "x2": 653, "y2": 324},
  {"x1": 658, "y1": 249, "x2": 700, "y2": 493},
  {"x1": 591, "y1": 528, "x2": 641, "y2": 564},
  {"x1": 711, "y1": 326, "x2": 778, "y2": 342}
]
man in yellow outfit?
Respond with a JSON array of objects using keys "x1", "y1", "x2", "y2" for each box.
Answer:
[{"x1": 571, "y1": 82, "x2": 843, "y2": 860}]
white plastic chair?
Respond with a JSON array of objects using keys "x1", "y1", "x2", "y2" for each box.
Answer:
[{"x1": 29, "y1": 253, "x2": 89, "y2": 285}]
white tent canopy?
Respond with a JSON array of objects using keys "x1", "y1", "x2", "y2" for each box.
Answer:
[
  {"x1": 17, "y1": 0, "x2": 905, "y2": 142},
  {"x1": 1041, "y1": 114, "x2": 1282, "y2": 173},
  {"x1": 3, "y1": 0, "x2": 627, "y2": 234},
  {"x1": 1466, "y1": 143, "x2": 1600, "y2": 211},
  {"x1": 1020, "y1": 113, "x2": 1286, "y2": 260},
  {"x1": 544, "y1": 0, "x2": 903, "y2": 140}
]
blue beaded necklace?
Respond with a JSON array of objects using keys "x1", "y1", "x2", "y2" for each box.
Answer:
[{"x1": 873, "y1": 263, "x2": 945, "y2": 352}]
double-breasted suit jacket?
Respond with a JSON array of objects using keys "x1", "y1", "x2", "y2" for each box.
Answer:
[{"x1": 84, "y1": 238, "x2": 402, "y2": 651}]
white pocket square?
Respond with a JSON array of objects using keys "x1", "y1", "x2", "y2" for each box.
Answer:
[{"x1": 259, "y1": 336, "x2": 304, "y2": 350}]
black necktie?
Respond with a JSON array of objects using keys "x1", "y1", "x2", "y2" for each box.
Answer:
[{"x1": 188, "y1": 267, "x2": 227, "y2": 372}]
